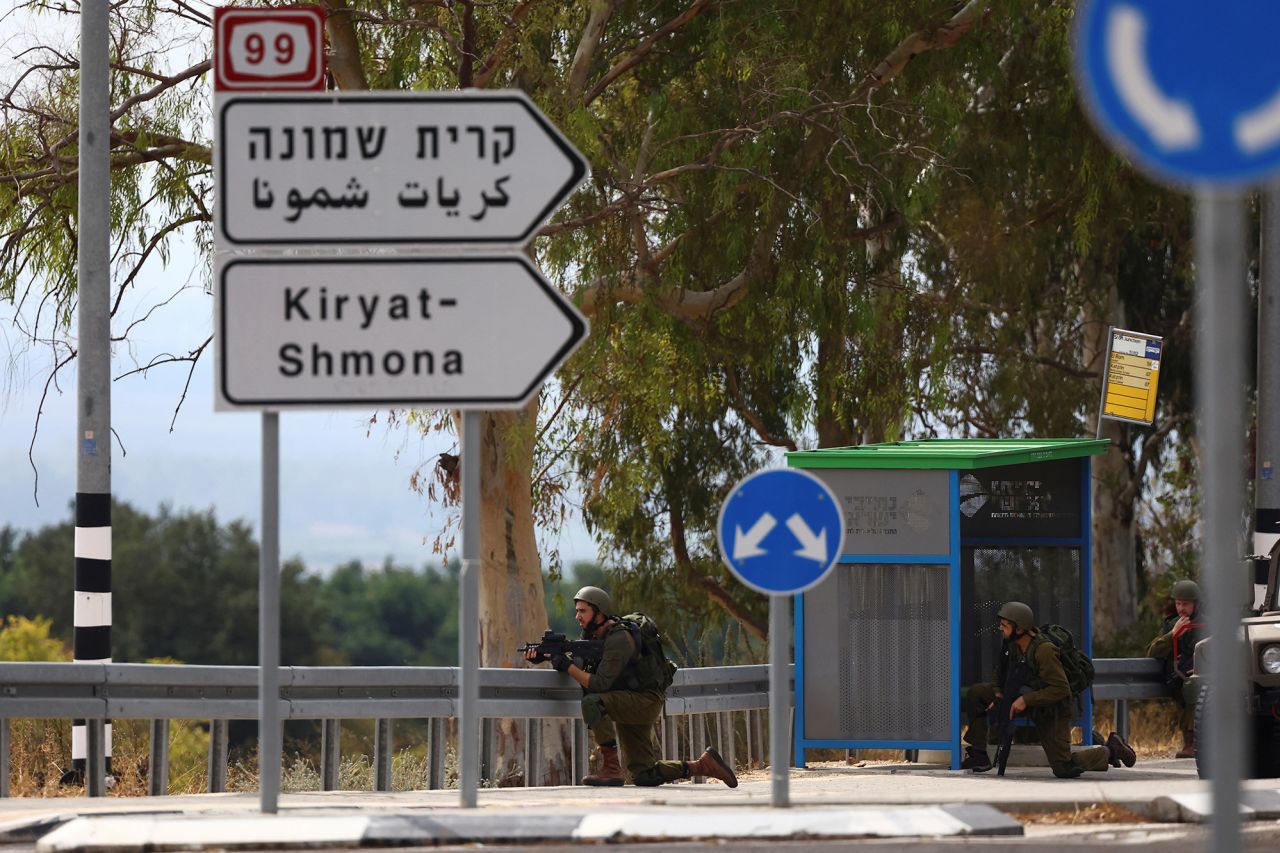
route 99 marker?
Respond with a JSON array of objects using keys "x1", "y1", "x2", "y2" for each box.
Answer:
[
  {"x1": 214, "y1": 6, "x2": 326, "y2": 92},
  {"x1": 214, "y1": 254, "x2": 588, "y2": 410}
]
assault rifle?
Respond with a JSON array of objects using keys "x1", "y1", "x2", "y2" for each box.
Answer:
[
  {"x1": 517, "y1": 631, "x2": 604, "y2": 667},
  {"x1": 989, "y1": 650, "x2": 1032, "y2": 777}
]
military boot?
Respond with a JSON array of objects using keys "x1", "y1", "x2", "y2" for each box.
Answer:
[
  {"x1": 961, "y1": 747, "x2": 992, "y2": 772},
  {"x1": 1106, "y1": 731, "x2": 1136, "y2": 767},
  {"x1": 684, "y1": 746, "x2": 738, "y2": 788},
  {"x1": 582, "y1": 744, "x2": 625, "y2": 787},
  {"x1": 1176, "y1": 729, "x2": 1196, "y2": 759}
]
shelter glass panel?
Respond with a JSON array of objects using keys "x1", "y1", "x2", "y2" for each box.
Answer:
[
  {"x1": 803, "y1": 563, "x2": 950, "y2": 741},
  {"x1": 961, "y1": 547, "x2": 1083, "y2": 688}
]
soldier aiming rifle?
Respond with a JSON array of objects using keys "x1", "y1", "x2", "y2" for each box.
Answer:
[{"x1": 523, "y1": 586, "x2": 738, "y2": 788}]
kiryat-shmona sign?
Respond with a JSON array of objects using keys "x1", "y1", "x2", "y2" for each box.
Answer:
[
  {"x1": 214, "y1": 255, "x2": 587, "y2": 410},
  {"x1": 216, "y1": 91, "x2": 589, "y2": 245}
]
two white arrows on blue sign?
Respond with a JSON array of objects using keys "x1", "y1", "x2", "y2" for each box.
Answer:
[
  {"x1": 732, "y1": 511, "x2": 828, "y2": 563},
  {"x1": 717, "y1": 468, "x2": 844, "y2": 596}
]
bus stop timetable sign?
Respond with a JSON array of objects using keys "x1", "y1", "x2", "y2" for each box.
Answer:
[{"x1": 717, "y1": 468, "x2": 845, "y2": 596}]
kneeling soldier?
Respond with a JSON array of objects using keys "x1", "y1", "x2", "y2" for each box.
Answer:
[
  {"x1": 962, "y1": 601, "x2": 1136, "y2": 777},
  {"x1": 526, "y1": 586, "x2": 738, "y2": 788}
]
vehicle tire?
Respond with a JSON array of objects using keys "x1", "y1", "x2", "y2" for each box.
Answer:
[
  {"x1": 1255, "y1": 709, "x2": 1280, "y2": 778},
  {"x1": 1195, "y1": 687, "x2": 1211, "y2": 779}
]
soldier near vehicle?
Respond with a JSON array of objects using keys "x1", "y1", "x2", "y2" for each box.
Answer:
[
  {"x1": 962, "y1": 601, "x2": 1137, "y2": 777},
  {"x1": 523, "y1": 586, "x2": 738, "y2": 788},
  {"x1": 1145, "y1": 578, "x2": 1204, "y2": 759}
]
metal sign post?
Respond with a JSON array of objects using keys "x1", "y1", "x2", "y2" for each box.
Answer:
[
  {"x1": 213, "y1": 6, "x2": 589, "y2": 809},
  {"x1": 717, "y1": 468, "x2": 845, "y2": 807},
  {"x1": 1073, "y1": 3, "x2": 1280, "y2": 849}
]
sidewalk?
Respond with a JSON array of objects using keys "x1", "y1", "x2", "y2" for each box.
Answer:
[{"x1": 2, "y1": 758, "x2": 1276, "y2": 850}]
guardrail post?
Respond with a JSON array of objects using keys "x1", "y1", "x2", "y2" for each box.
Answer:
[
  {"x1": 688, "y1": 715, "x2": 703, "y2": 783},
  {"x1": 427, "y1": 718, "x2": 445, "y2": 790},
  {"x1": 524, "y1": 719, "x2": 540, "y2": 787},
  {"x1": 480, "y1": 718, "x2": 494, "y2": 786},
  {"x1": 752, "y1": 709, "x2": 764, "y2": 769},
  {"x1": 374, "y1": 719, "x2": 393, "y2": 792},
  {"x1": 321, "y1": 719, "x2": 340, "y2": 791},
  {"x1": 208, "y1": 719, "x2": 228, "y2": 793},
  {"x1": 1, "y1": 718, "x2": 9, "y2": 798},
  {"x1": 572, "y1": 719, "x2": 587, "y2": 784},
  {"x1": 1115, "y1": 699, "x2": 1130, "y2": 743},
  {"x1": 727, "y1": 706, "x2": 737, "y2": 768},
  {"x1": 87, "y1": 718, "x2": 106, "y2": 796},
  {"x1": 149, "y1": 719, "x2": 169, "y2": 796}
]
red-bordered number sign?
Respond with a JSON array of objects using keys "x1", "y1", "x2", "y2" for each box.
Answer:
[{"x1": 214, "y1": 6, "x2": 326, "y2": 92}]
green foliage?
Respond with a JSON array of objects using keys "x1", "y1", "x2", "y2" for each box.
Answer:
[
  {"x1": 0, "y1": 614, "x2": 70, "y2": 661},
  {"x1": 0, "y1": 0, "x2": 1211, "y2": 648},
  {"x1": 0, "y1": 501, "x2": 460, "y2": 666}
]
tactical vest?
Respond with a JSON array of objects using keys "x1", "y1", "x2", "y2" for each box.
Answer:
[
  {"x1": 601, "y1": 613, "x2": 677, "y2": 692},
  {"x1": 1018, "y1": 634, "x2": 1071, "y2": 711}
]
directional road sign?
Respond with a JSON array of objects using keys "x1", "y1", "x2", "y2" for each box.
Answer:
[
  {"x1": 214, "y1": 6, "x2": 326, "y2": 92},
  {"x1": 215, "y1": 91, "x2": 590, "y2": 246},
  {"x1": 717, "y1": 468, "x2": 845, "y2": 595},
  {"x1": 214, "y1": 254, "x2": 588, "y2": 410},
  {"x1": 1074, "y1": 0, "x2": 1280, "y2": 188}
]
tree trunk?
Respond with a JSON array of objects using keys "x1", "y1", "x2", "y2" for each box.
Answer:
[
  {"x1": 1085, "y1": 286, "x2": 1139, "y2": 642},
  {"x1": 1092, "y1": 417, "x2": 1139, "y2": 641},
  {"x1": 460, "y1": 401, "x2": 574, "y2": 785}
]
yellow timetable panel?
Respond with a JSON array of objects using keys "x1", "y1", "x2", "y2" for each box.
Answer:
[{"x1": 1102, "y1": 330, "x2": 1162, "y2": 425}]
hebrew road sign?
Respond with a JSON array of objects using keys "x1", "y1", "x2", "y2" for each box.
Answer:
[
  {"x1": 1074, "y1": 0, "x2": 1280, "y2": 187},
  {"x1": 215, "y1": 91, "x2": 589, "y2": 246},
  {"x1": 717, "y1": 468, "x2": 845, "y2": 596},
  {"x1": 215, "y1": 254, "x2": 588, "y2": 410}
]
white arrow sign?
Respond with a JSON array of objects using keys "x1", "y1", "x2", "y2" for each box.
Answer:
[
  {"x1": 214, "y1": 254, "x2": 588, "y2": 410},
  {"x1": 215, "y1": 90, "x2": 589, "y2": 246}
]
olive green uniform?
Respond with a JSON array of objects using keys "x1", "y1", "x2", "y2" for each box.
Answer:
[
  {"x1": 964, "y1": 634, "x2": 1111, "y2": 774},
  {"x1": 581, "y1": 623, "x2": 685, "y2": 786},
  {"x1": 1146, "y1": 615, "x2": 1202, "y2": 730}
]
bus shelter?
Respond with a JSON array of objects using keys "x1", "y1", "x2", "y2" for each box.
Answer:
[{"x1": 785, "y1": 438, "x2": 1109, "y2": 769}]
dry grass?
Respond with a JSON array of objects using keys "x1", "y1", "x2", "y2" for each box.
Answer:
[
  {"x1": 1008, "y1": 803, "x2": 1149, "y2": 825},
  {"x1": 3, "y1": 698, "x2": 1191, "y2": 795}
]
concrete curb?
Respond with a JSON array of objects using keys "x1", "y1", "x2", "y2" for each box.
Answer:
[
  {"x1": 34, "y1": 805, "x2": 1022, "y2": 851},
  {"x1": 1148, "y1": 788, "x2": 1280, "y2": 823}
]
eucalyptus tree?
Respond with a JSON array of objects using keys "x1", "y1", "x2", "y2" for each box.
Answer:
[
  {"x1": 1, "y1": 0, "x2": 1035, "y2": 780},
  {"x1": 903, "y1": 3, "x2": 1196, "y2": 641}
]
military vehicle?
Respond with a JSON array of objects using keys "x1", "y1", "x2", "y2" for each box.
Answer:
[{"x1": 1189, "y1": 541, "x2": 1280, "y2": 778}]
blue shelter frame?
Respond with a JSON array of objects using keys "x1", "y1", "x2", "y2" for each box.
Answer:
[{"x1": 786, "y1": 439, "x2": 1107, "y2": 770}]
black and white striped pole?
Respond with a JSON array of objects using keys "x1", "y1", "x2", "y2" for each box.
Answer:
[{"x1": 68, "y1": 0, "x2": 113, "y2": 794}]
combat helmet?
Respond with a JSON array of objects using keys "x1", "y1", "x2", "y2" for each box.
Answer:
[
  {"x1": 1171, "y1": 579, "x2": 1200, "y2": 602},
  {"x1": 997, "y1": 601, "x2": 1035, "y2": 633},
  {"x1": 573, "y1": 586, "x2": 612, "y2": 616}
]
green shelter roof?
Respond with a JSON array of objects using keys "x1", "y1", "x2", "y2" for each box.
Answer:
[{"x1": 786, "y1": 438, "x2": 1109, "y2": 470}]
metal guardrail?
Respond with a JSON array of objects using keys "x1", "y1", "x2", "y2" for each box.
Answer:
[
  {"x1": 0, "y1": 658, "x2": 1168, "y2": 797},
  {"x1": 0, "y1": 662, "x2": 783, "y2": 797}
]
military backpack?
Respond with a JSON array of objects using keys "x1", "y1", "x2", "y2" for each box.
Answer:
[
  {"x1": 612, "y1": 612, "x2": 678, "y2": 692},
  {"x1": 1037, "y1": 623, "x2": 1095, "y2": 696}
]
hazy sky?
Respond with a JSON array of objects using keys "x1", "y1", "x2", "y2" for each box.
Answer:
[
  {"x1": 0, "y1": 238, "x2": 600, "y2": 574},
  {"x1": 0, "y1": 5, "x2": 601, "y2": 574}
]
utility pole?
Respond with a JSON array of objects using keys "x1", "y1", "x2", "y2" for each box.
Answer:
[
  {"x1": 69, "y1": 0, "x2": 113, "y2": 794},
  {"x1": 1257, "y1": 193, "x2": 1280, "y2": 593}
]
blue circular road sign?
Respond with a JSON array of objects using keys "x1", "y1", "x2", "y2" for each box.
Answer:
[
  {"x1": 1074, "y1": 0, "x2": 1280, "y2": 188},
  {"x1": 716, "y1": 468, "x2": 845, "y2": 596}
]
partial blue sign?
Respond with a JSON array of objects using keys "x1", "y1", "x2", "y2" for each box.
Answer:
[
  {"x1": 1074, "y1": 1, "x2": 1280, "y2": 188},
  {"x1": 717, "y1": 468, "x2": 844, "y2": 595}
]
